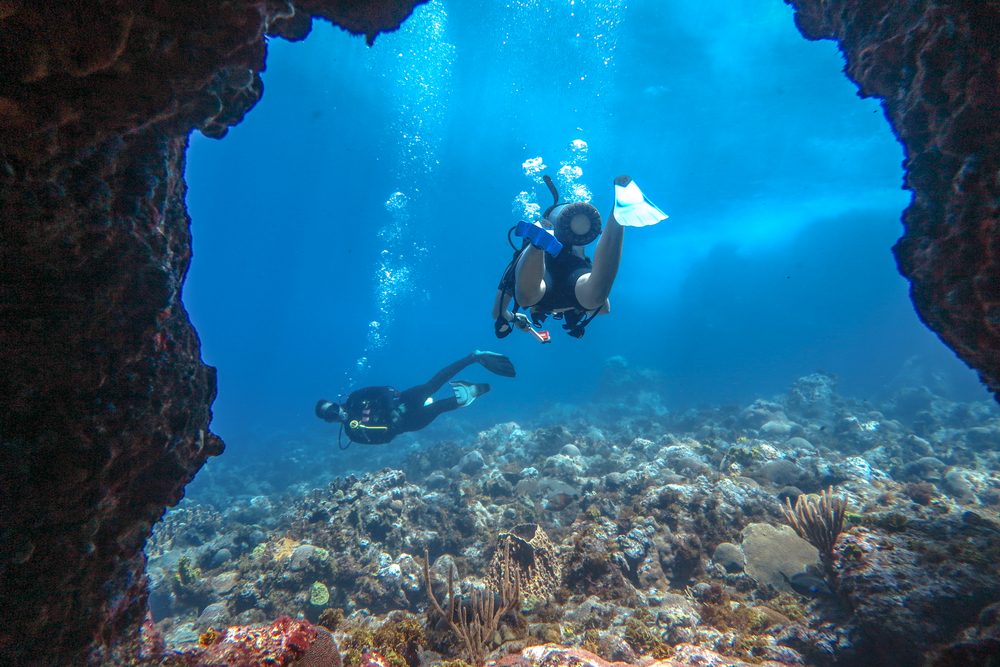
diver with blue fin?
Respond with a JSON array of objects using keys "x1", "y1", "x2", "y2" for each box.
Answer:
[
  {"x1": 492, "y1": 174, "x2": 667, "y2": 341},
  {"x1": 315, "y1": 351, "x2": 515, "y2": 448}
]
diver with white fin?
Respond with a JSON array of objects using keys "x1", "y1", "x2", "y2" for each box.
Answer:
[
  {"x1": 315, "y1": 351, "x2": 515, "y2": 448},
  {"x1": 492, "y1": 174, "x2": 667, "y2": 341}
]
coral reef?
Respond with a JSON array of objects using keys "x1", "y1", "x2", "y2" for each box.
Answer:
[
  {"x1": 785, "y1": 0, "x2": 1000, "y2": 399},
  {"x1": 0, "y1": 2, "x2": 423, "y2": 666},
  {"x1": 146, "y1": 368, "x2": 1000, "y2": 666}
]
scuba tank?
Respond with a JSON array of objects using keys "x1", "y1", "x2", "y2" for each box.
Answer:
[{"x1": 542, "y1": 174, "x2": 602, "y2": 247}]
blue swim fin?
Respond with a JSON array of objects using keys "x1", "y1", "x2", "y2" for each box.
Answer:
[{"x1": 612, "y1": 175, "x2": 668, "y2": 227}]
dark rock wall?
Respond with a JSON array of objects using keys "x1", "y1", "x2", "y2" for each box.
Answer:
[
  {"x1": 0, "y1": 124, "x2": 222, "y2": 666},
  {"x1": 0, "y1": 2, "x2": 421, "y2": 666},
  {"x1": 786, "y1": 0, "x2": 1000, "y2": 398}
]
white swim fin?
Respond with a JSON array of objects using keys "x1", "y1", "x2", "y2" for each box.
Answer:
[
  {"x1": 451, "y1": 381, "x2": 490, "y2": 407},
  {"x1": 612, "y1": 175, "x2": 668, "y2": 227}
]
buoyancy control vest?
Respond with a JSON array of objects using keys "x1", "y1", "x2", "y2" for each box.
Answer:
[{"x1": 340, "y1": 386, "x2": 399, "y2": 445}]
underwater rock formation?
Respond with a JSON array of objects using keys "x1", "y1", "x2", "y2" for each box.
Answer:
[
  {"x1": 785, "y1": 0, "x2": 1000, "y2": 399},
  {"x1": 0, "y1": 2, "x2": 422, "y2": 666}
]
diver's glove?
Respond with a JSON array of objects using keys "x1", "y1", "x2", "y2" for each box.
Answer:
[
  {"x1": 495, "y1": 313, "x2": 513, "y2": 338},
  {"x1": 494, "y1": 310, "x2": 531, "y2": 338}
]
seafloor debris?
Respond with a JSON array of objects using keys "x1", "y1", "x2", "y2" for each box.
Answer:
[{"x1": 143, "y1": 367, "x2": 1000, "y2": 666}]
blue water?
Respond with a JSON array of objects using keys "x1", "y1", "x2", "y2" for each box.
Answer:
[{"x1": 182, "y1": 0, "x2": 987, "y2": 469}]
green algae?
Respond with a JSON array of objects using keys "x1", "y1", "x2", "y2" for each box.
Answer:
[{"x1": 174, "y1": 555, "x2": 201, "y2": 587}]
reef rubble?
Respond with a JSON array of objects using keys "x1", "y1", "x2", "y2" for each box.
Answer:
[{"x1": 144, "y1": 366, "x2": 1000, "y2": 667}]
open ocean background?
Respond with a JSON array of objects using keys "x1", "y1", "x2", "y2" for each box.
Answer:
[{"x1": 180, "y1": 0, "x2": 989, "y2": 481}]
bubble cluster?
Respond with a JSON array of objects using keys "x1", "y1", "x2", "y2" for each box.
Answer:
[
  {"x1": 519, "y1": 140, "x2": 592, "y2": 209},
  {"x1": 384, "y1": 191, "x2": 409, "y2": 215},
  {"x1": 352, "y1": 2, "x2": 451, "y2": 375},
  {"x1": 556, "y1": 140, "x2": 592, "y2": 203},
  {"x1": 374, "y1": 193, "x2": 416, "y2": 320},
  {"x1": 367, "y1": 321, "x2": 383, "y2": 349},
  {"x1": 512, "y1": 190, "x2": 541, "y2": 221},
  {"x1": 369, "y1": 0, "x2": 454, "y2": 182},
  {"x1": 589, "y1": 0, "x2": 625, "y2": 70},
  {"x1": 568, "y1": 139, "x2": 589, "y2": 161},
  {"x1": 376, "y1": 264, "x2": 412, "y2": 314},
  {"x1": 522, "y1": 157, "x2": 547, "y2": 184},
  {"x1": 354, "y1": 192, "x2": 417, "y2": 374}
]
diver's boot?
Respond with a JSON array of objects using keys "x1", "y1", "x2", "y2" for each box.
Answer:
[
  {"x1": 451, "y1": 381, "x2": 490, "y2": 407},
  {"x1": 473, "y1": 351, "x2": 516, "y2": 378}
]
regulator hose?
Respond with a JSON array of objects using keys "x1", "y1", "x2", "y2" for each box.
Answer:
[{"x1": 542, "y1": 174, "x2": 561, "y2": 218}]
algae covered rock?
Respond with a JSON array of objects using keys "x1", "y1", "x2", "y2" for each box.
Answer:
[
  {"x1": 210, "y1": 571, "x2": 239, "y2": 595},
  {"x1": 756, "y1": 459, "x2": 806, "y2": 487},
  {"x1": 196, "y1": 601, "x2": 230, "y2": 630},
  {"x1": 741, "y1": 523, "x2": 818, "y2": 592},
  {"x1": 712, "y1": 542, "x2": 745, "y2": 574},
  {"x1": 310, "y1": 581, "x2": 330, "y2": 606}
]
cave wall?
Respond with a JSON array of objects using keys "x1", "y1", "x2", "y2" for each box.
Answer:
[
  {"x1": 785, "y1": 0, "x2": 1000, "y2": 398},
  {"x1": 0, "y1": 2, "x2": 421, "y2": 666}
]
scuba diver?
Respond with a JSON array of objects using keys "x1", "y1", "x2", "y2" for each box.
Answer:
[
  {"x1": 493, "y1": 174, "x2": 667, "y2": 342},
  {"x1": 315, "y1": 351, "x2": 515, "y2": 447}
]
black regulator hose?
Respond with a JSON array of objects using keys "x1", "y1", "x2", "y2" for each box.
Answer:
[{"x1": 542, "y1": 174, "x2": 561, "y2": 218}]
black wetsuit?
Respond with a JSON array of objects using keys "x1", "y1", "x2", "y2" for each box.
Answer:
[
  {"x1": 340, "y1": 355, "x2": 477, "y2": 445},
  {"x1": 529, "y1": 246, "x2": 599, "y2": 338},
  {"x1": 533, "y1": 247, "x2": 593, "y2": 314}
]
